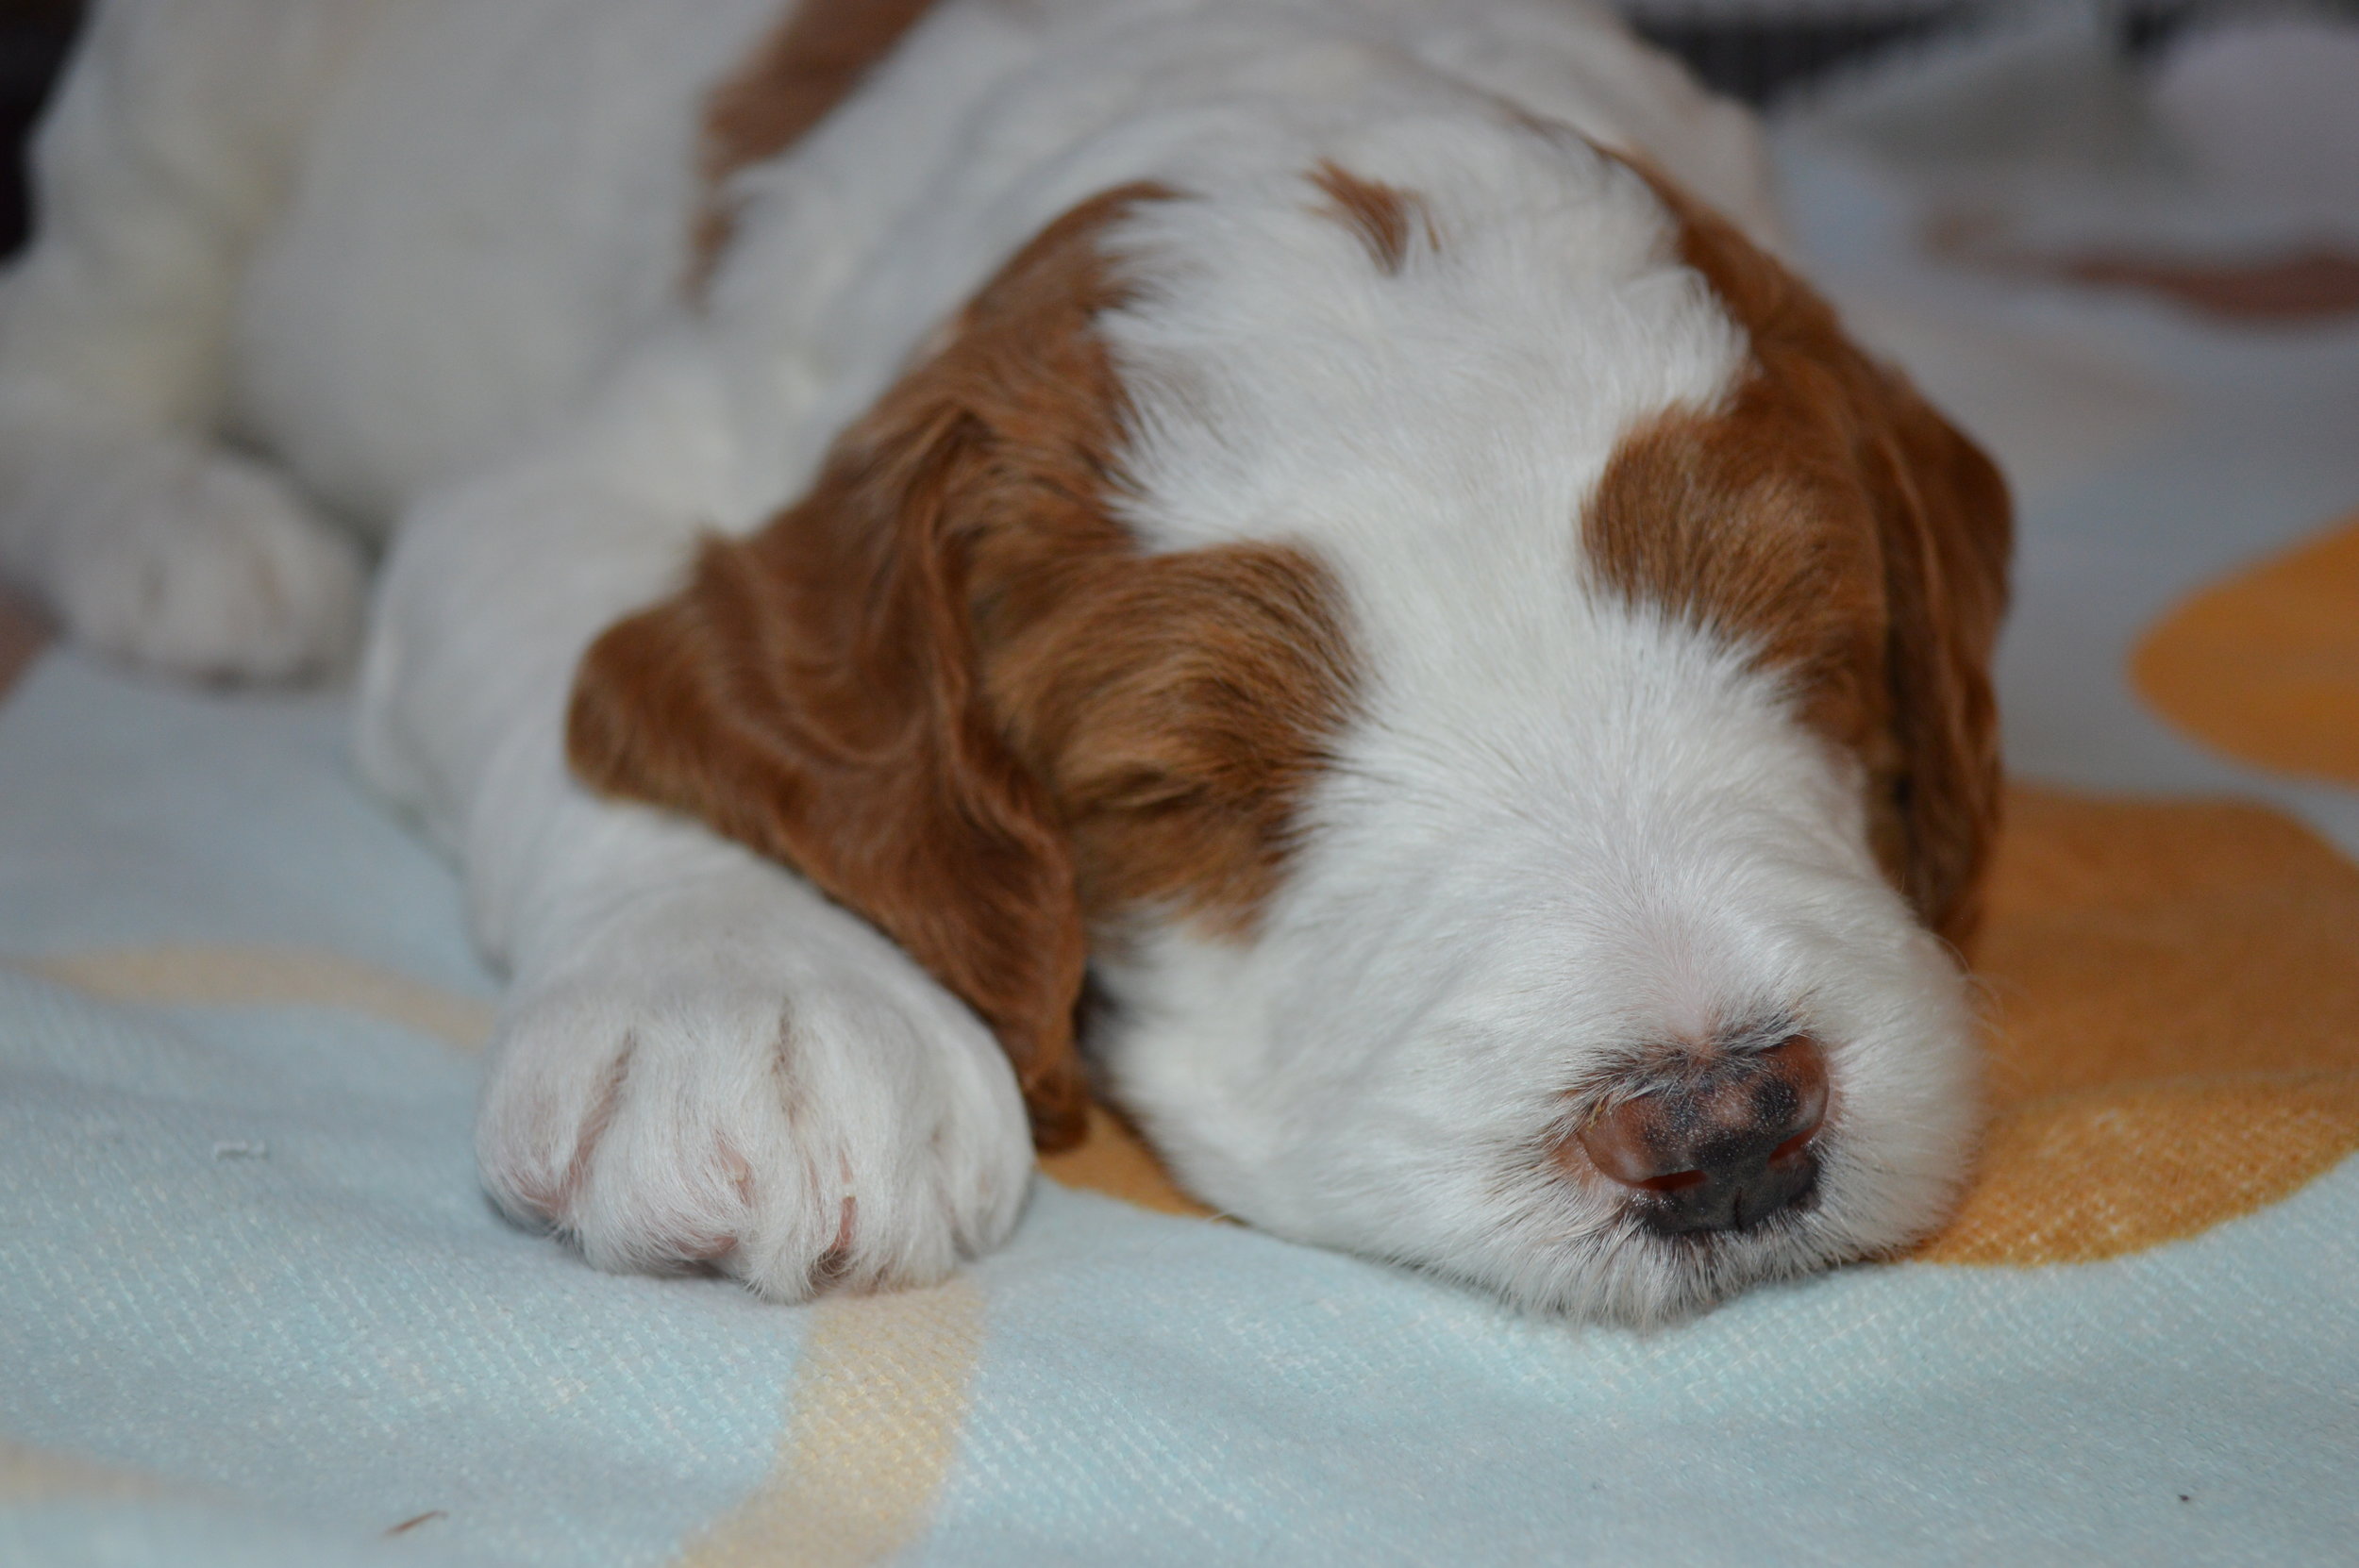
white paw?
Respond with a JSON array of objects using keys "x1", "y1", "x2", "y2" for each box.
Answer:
[
  {"x1": 45, "y1": 446, "x2": 363, "y2": 682},
  {"x1": 477, "y1": 866, "x2": 1034, "y2": 1298}
]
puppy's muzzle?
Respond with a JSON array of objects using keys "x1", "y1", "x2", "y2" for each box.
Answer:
[{"x1": 1571, "y1": 1036, "x2": 1829, "y2": 1235}]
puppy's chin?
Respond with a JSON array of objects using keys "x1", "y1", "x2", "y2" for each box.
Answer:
[
  {"x1": 1444, "y1": 1141, "x2": 1963, "y2": 1327},
  {"x1": 1484, "y1": 1216, "x2": 1830, "y2": 1331}
]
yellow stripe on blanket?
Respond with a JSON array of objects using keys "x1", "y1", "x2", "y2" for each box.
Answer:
[
  {"x1": 0, "y1": 1437, "x2": 165, "y2": 1503},
  {"x1": 18, "y1": 944, "x2": 494, "y2": 1050},
  {"x1": 675, "y1": 1281, "x2": 988, "y2": 1568}
]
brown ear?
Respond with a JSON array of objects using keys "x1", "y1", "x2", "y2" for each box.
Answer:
[
  {"x1": 1860, "y1": 372, "x2": 2012, "y2": 951},
  {"x1": 567, "y1": 422, "x2": 1090, "y2": 1147},
  {"x1": 1600, "y1": 154, "x2": 2013, "y2": 952},
  {"x1": 566, "y1": 187, "x2": 1167, "y2": 1150}
]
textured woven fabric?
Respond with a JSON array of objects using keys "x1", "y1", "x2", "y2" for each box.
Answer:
[{"x1": 2137, "y1": 518, "x2": 2359, "y2": 788}]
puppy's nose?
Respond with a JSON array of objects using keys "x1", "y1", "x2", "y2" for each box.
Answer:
[{"x1": 1573, "y1": 1036, "x2": 1829, "y2": 1234}]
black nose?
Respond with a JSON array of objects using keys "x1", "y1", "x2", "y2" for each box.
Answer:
[{"x1": 1570, "y1": 1036, "x2": 1829, "y2": 1234}]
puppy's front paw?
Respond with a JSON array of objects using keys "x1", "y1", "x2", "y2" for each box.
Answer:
[
  {"x1": 45, "y1": 447, "x2": 364, "y2": 682},
  {"x1": 477, "y1": 875, "x2": 1033, "y2": 1297}
]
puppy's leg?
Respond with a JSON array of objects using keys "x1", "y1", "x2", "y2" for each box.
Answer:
[
  {"x1": 0, "y1": 0, "x2": 367, "y2": 679},
  {"x1": 477, "y1": 802, "x2": 1033, "y2": 1296},
  {"x1": 359, "y1": 344, "x2": 1033, "y2": 1295}
]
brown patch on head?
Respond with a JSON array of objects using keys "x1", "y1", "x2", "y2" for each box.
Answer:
[
  {"x1": 691, "y1": 0, "x2": 940, "y2": 285},
  {"x1": 1584, "y1": 162, "x2": 2012, "y2": 948},
  {"x1": 570, "y1": 184, "x2": 1357, "y2": 1147},
  {"x1": 1307, "y1": 160, "x2": 1436, "y2": 276},
  {"x1": 985, "y1": 540, "x2": 1355, "y2": 930}
]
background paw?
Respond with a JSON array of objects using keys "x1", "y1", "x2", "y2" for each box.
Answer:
[
  {"x1": 476, "y1": 890, "x2": 1033, "y2": 1299},
  {"x1": 47, "y1": 447, "x2": 364, "y2": 682}
]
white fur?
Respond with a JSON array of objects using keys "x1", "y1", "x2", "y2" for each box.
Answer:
[
  {"x1": 0, "y1": 0, "x2": 1972, "y2": 1318},
  {"x1": 477, "y1": 798, "x2": 1031, "y2": 1294}
]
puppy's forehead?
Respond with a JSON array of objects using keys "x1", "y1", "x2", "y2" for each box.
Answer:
[{"x1": 1098, "y1": 134, "x2": 1753, "y2": 652}]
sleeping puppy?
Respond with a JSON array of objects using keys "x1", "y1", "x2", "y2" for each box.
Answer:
[{"x1": 0, "y1": 0, "x2": 2007, "y2": 1324}]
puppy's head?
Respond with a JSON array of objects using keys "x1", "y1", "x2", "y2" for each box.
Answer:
[{"x1": 570, "y1": 134, "x2": 2009, "y2": 1323}]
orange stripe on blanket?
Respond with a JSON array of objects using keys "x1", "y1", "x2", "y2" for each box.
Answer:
[
  {"x1": 1919, "y1": 787, "x2": 2359, "y2": 1264},
  {"x1": 1039, "y1": 1106, "x2": 1214, "y2": 1218},
  {"x1": 1919, "y1": 1075, "x2": 2359, "y2": 1265},
  {"x1": 2133, "y1": 510, "x2": 2359, "y2": 786}
]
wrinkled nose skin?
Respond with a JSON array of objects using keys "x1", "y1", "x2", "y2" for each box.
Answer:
[{"x1": 1573, "y1": 1036, "x2": 1830, "y2": 1235}]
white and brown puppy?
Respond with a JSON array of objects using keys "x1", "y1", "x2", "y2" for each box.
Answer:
[{"x1": 0, "y1": 0, "x2": 2007, "y2": 1323}]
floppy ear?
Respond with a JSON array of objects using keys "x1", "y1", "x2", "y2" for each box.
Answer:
[
  {"x1": 1606, "y1": 153, "x2": 2013, "y2": 949},
  {"x1": 565, "y1": 188, "x2": 1166, "y2": 1150},
  {"x1": 1860, "y1": 374, "x2": 2012, "y2": 951},
  {"x1": 566, "y1": 404, "x2": 1091, "y2": 1146}
]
